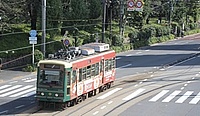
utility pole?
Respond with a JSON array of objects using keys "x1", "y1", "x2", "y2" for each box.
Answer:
[
  {"x1": 102, "y1": 0, "x2": 106, "y2": 43},
  {"x1": 119, "y1": 0, "x2": 124, "y2": 40},
  {"x1": 42, "y1": 0, "x2": 46, "y2": 58}
]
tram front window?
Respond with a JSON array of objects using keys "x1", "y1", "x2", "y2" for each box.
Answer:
[{"x1": 39, "y1": 70, "x2": 63, "y2": 87}]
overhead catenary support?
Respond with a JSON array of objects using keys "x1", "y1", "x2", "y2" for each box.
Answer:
[{"x1": 42, "y1": 0, "x2": 46, "y2": 58}]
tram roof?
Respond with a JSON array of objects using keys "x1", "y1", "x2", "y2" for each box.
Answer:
[{"x1": 38, "y1": 49, "x2": 115, "y2": 68}]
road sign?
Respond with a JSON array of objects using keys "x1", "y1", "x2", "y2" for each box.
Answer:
[
  {"x1": 63, "y1": 39, "x2": 70, "y2": 46},
  {"x1": 29, "y1": 30, "x2": 37, "y2": 37},
  {"x1": 29, "y1": 37, "x2": 37, "y2": 41},
  {"x1": 127, "y1": 0, "x2": 135, "y2": 11},
  {"x1": 128, "y1": 0, "x2": 134, "y2": 8},
  {"x1": 127, "y1": 0, "x2": 144, "y2": 12},
  {"x1": 29, "y1": 40, "x2": 37, "y2": 44}
]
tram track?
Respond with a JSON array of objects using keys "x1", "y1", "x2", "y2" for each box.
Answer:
[{"x1": 21, "y1": 40, "x2": 200, "y2": 116}]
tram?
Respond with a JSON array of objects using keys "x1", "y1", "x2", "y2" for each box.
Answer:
[{"x1": 36, "y1": 43, "x2": 116, "y2": 108}]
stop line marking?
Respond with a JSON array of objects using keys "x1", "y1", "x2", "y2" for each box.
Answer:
[
  {"x1": 122, "y1": 88, "x2": 145, "y2": 101},
  {"x1": 97, "y1": 88, "x2": 122, "y2": 100}
]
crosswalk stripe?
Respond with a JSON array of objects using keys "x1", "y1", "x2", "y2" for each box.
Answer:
[
  {"x1": 122, "y1": 88, "x2": 145, "y2": 101},
  {"x1": 0, "y1": 85, "x2": 22, "y2": 94},
  {"x1": 189, "y1": 92, "x2": 200, "y2": 104},
  {"x1": 0, "y1": 85, "x2": 11, "y2": 90},
  {"x1": 149, "y1": 90, "x2": 169, "y2": 102},
  {"x1": 162, "y1": 90, "x2": 181, "y2": 102},
  {"x1": 175, "y1": 91, "x2": 193, "y2": 103},
  {"x1": 97, "y1": 88, "x2": 122, "y2": 99},
  {"x1": 21, "y1": 91, "x2": 36, "y2": 97},
  {"x1": 9, "y1": 87, "x2": 36, "y2": 97},
  {"x1": 24, "y1": 78, "x2": 37, "y2": 82},
  {"x1": 0, "y1": 85, "x2": 33, "y2": 97}
]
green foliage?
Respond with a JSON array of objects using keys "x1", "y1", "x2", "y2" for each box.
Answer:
[
  {"x1": 22, "y1": 64, "x2": 36, "y2": 72},
  {"x1": 34, "y1": 50, "x2": 43, "y2": 62}
]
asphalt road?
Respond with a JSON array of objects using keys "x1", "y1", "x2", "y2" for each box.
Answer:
[{"x1": 0, "y1": 33, "x2": 199, "y2": 115}]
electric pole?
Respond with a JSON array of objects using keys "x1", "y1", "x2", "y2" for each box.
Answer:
[
  {"x1": 42, "y1": 0, "x2": 46, "y2": 58},
  {"x1": 102, "y1": 0, "x2": 106, "y2": 43}
]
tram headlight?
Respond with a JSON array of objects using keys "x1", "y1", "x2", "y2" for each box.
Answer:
[
  {"x1": 41, "y1": 92, "x2": 45, "y2": 96},
  {"x1": 55, "y1": 94, "x2": 59, "y2": 97}
]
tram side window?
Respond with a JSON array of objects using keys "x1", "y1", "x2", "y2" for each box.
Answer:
[
  {"x1": 87, "y1": 65, "x2": 91, "y2": 79},
  {"x1": 82, "y1": 67, "x2": 86, "y2": 80},
  {"x1": 105, "y1": 60, "x2": 109, "y2": 71},
  {"x1": 108, "y1": 59, "x2": 112, "y2": 70},
  {"x1": 91, "y1": 64, "x2": 95, "y2": 76},
  {"x1": 100, "y1": 61, "x2": 103, "y2": 72},
  {"x1": 95, "y1": 63, "x2": 99, "y2": 75},
  {"x1": 79, "y1": 69, "x2": 82, "y2": 82},
  {"x1": 67, "y1": 72, "x2": 71, "y2": 86},
  {"x1": 72, "y1": 70, "x2": 76, "y2": 83}
]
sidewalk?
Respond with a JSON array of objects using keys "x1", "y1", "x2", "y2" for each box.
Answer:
[{"x1": 0, "y1": 69, "x2": 36, "y2": 83}]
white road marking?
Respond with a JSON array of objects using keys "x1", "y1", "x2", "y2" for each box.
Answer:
[
  {"x1": 24, "y1": 78, "x2": 37, "y2": 82},
  {"x1": 122, "y1": 88, "x2": 145, "y2": 101},
  {"x1": 9, "y1": 87, "x2": 36, "y2": 97},
  {"x1": 175, "y1": 91, "x2": 193, "y2": 103},
  {"x1": 192, "y1": 77, "x2": 195, "y2": 80},
  {"x1": 136, "y1": 52, "x2": 142, "y2": 54},
  {"x1": 187, "y1": 81, "x2": 191, "y2": 83},
  {"x1": 93, "y1": 111, "x2": 99, "y2": 115},
  {"x1": 0, "y1": 85, "x2": 11, "y2": 90},
  {"x1": 145, "y1": 50, "x2": 150, "y2": 51},
  {"x1": 116, "y1": 57, "x2": 121, "y2": 60},
  {"x1": 0, "y1": 110, "x2": 8, "y2": 115},
  {"x1": 143, "y1": 79, "x2": 147, "y2": 81},
  {"x1": 126, "y1": 54, "x2": 133, "y2": 56},
  {"x1": 189, "y1": 92, "x2": 200, "y2": 104},
  {"x1": 15, "y1": 105, "x2": 24, "y2": 109},
  {"x1": 0, "y1": 85, "x2": 22, "y2": 94},
  {"x1": 134, "y1": 84, "x2": 138, "y2": 87},
  {"x1": 97, "y1": 88, "x2": 122, "y2": 100},
  {"x1": 139, "y1": 82, "x2": 143, "y2": 84},
  {"x1": 181, "y1": 87, "x2": 184, "y2": 90},
  {"x1": 9, "y1": 81, "x2": 18, "y2": 84},
  {"x1": 184, "y1": 84, "x2": 188, "y2": 87},
  {"x1": 0, "y1": 85, "x2": 33, "y2": 97},
  {"x1": 21, "y1": 91, "x2": 36, "y2": 97},
  {"x1": 162, "y1": 90, "x2": 181, "y2": 102},
  {"x1": 117, "y1": 64, "x2": 132, "y2": 69},
  {"x1": 101, "y1": 106, "x2": 106, "y2": 109},
  {"x1": 108, "y1": 101, "x2": 113, "y2": 104},
  {"x1": 149, "y1": 90, "x2": 169, "y2": 102},
  {"x1": 196, "y1": 74, "x2": 199, "y2": 76}
]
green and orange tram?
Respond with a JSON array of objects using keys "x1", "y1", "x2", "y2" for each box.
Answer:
[{"x1": 36, "y1": 43, "x2": 116, "y2": 108}]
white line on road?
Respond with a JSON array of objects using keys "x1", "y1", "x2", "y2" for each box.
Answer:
[
  {"x1": 15, "y1": 105, "x2": 25, "y2": 109},
  {"x1": 93, "y1": 111, "x2": 99, "y2": 115},
  {"x1": 9, "y1": 81, "x2": 18, "y2": 84},
  {"x1": 162, "y1": 90, "x2": 181, "y2": 102},
  {"x1": 9, "y1": 87, "x2": 36, "y2": 97},
  {"x1": 0, "y1": 85, "x2": 11, "y2": 90},
  {"x1": 181, "y1": 87, "x2": 184, "y2": 90},
  {"x1": 196, "y1": 74, "x2": 199, "y2": 76},
  {"x1": 0, "y1": 110, "x2": 8, "y2": 115},
  {"x1": 0, "y1": 85, "x2": 22, "y2": 94},
  {"x1": 149, "y1": 90, "x2": 169, "y2": 102},
  {"x1": 117, "y1": 64, "x2": 132, "y2": 69},
  {"x1": 0, "y1": 85, "x2": 33, "y2": 97},
  {"x1": 116, "y1": 57, "x2": 121, "y2": 60},
  {"x1": 101, "y1": 106, "x2": 106, "y2": 109},
  {"x1": 184, "y1": 84, "x2": 188, "y2": 87},
  {"x1": 175, "y1": 91, "x2": 193, "y2": 103},
  {"x1": 122, "y1": 88, "x2": 145, "y2": 101},
  {"x1": 24, "y1": 78, "x2": 37, "y2": 82},
  {"x1": 97, "y1": 88, "x2": 122, "y2": 100},
  {"x1": 189, "y1": 92, "x2": 200, "y2": 104},
  {"x1": 108, "y1": 101, "x2": 113, "y2": 104}
]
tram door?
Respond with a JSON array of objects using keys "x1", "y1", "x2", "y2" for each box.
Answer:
[{"x1": 72, "y1": 69, "x2": 77, "y2": 96}]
